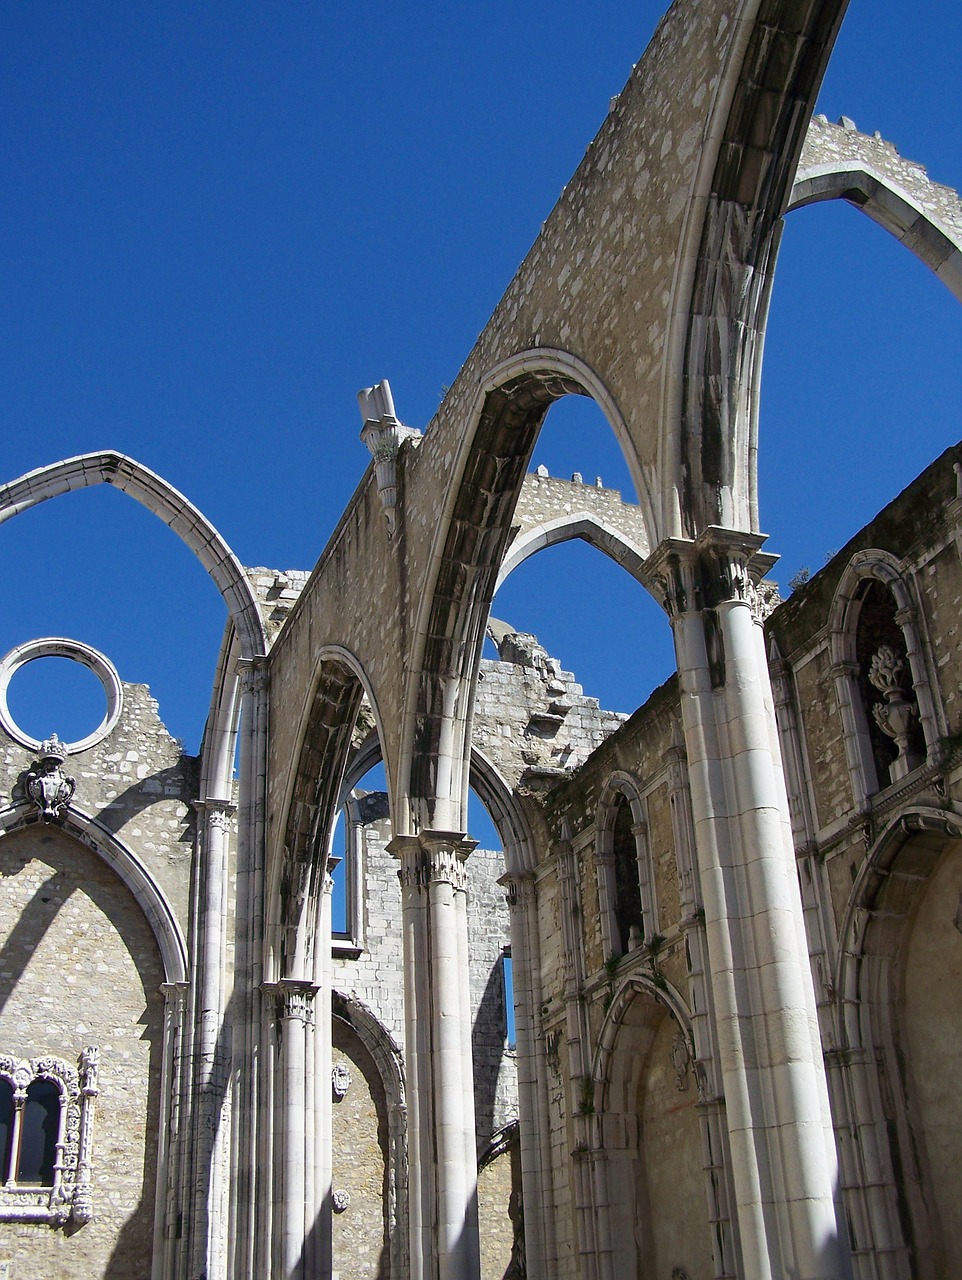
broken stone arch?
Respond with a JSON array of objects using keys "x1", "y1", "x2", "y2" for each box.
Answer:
[
  {"x1": 0, "y1": 451, "x2": 268, "y2": 662},
  {"x1": 789, "y1": 140, "x2": 962, "y2": 303},
  {"x1": 495, "y1": 511, "x2": 649, "y2": 591}
]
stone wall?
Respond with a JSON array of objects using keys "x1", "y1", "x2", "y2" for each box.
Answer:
[{"x1": 0, "y1": 826, "x2": 164, "y2": 1280}]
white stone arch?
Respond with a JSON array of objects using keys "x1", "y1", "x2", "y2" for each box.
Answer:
[
  {"x1": 0, "y1": 451, "x2": 268, "y2": 662},
  {"x1": 270, "y1": 644, "x2": 390, "y2": 983},
  {"x1": 401, "y1": 347, "x2": 654, "y2": 836},
  {"x1": 789, "y1": 145, "x2": 962, "y2": 303},
  {"x1": 495, "y1": 511, "x2": 649, "y2": 591},
  {"x1": 476, "y1": 349, "x2": 658, "y2": 540},
  {"x1": 828, "y1": 549, "x2": 941, "y2": 804},
  {"x1": 0, "y1": 801, "x2": 187, "y2": 985},
  {"x1": 595, "y1": 770, "x2": 658, "y2": 959}
]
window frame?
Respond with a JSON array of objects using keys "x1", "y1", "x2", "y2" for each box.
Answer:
[{"x1": 0, "y1": 1048, "x2": 98, "y2": 1225}]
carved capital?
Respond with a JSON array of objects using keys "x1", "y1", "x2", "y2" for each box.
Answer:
[
  {"x1": 358, "y1": 380, "x2": 422, "y2": 535},
  {"x1": 237, "y1": 658, "x2": 269, "y2": 696},
  {"x1": 388, "y1": 830, "x2": 475, "y2": 891},
  {"x1": 643, "y1": 528, "x2": 771, "y2": 617},
  {"x1": 194, "y1": 798, "x2": 237, "y2": 834},
  {"x1": 499, "y1": 870, "x2": 536, "y2": 911},
  {"x1": 263, "y1": 979, "x2": 318, "y2": 1026}
]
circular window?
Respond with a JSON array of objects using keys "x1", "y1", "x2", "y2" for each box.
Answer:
[{"x1": 0, "y1": 639, "x2": 123, "y2": 755}]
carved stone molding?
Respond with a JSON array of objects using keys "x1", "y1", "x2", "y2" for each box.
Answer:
[
  {"x1": 0, "y1": 1047, "x2": 99, "y2": 1225},
  {"x1": 332, "y1": 1189, "x2": 351, "y2": 1213}
]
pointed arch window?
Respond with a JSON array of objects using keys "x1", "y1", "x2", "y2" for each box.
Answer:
[{"x1": 597, "y1": 775, "x2": 657, "y2": 960}]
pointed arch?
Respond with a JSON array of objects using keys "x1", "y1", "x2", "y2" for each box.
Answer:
[
  {"x1": 789, "y1": 135, "x2": 962, "y2": 303},
  {"x1": 0, "y1": 452, "x2": 268, "y2": 661},
  {"x1": 495, "y1": 511, "x2": 648, "y2": 591},
  {"x1": 0, "y1": 802, "x2": 187, "y2": 984},
  {"x1": 402, "y1": 349, "x2": 647, "y2": 833},
  {"x1": 270, "y1": 646, "x2": 389, "y2": 980}
]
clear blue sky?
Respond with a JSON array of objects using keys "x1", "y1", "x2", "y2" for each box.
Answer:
[{"x1": 2, "y1": 2, "x2": 961, "y2": 755}]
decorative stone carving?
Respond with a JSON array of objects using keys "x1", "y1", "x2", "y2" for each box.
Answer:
[
  {"x1": 868, "y1": 644, "x2": 922, "y2": 781},
  {"x1": 358, "y1": 380, "x2": 422, "y2": 535},
  {"x1": 671, "y1": 1032, "x2": 691, "y2": 1092},
  {"x1": 390, "y1": 832, "x2": 474, "y2": 892},
  {"x1": 331, "y1": 1063, "x2": 351, "y2": 1099},
  {"x1": 332, "y1": 1189, "x2": 350, "y2": 1213},
  {"x1": 0, "y1": 1047, "x2": 98, "y2": 1224},
  {"x1": 25, "y1": 735, "x2": 75, "y2": 822}
]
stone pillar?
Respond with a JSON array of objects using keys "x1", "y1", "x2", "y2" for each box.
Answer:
[
  {"x1": 309, "y1": 855, "x2": 336, "y2": 1278},
  {"x1": 189, "y1": 796, "x2": 236, "y2": 1280},
  {"x1": 154, "y1": 980, "x2": 189, "y2": 1280},
  {"x1": 389, "y1": 830, "x2": 481, "y2": 1280},
  {"x1": 265, "y1": 977, "x2": 319, "y2": 1280},
  {"x1": 647, "y1": 528, "x2": 850, "y2": 1280},
  {"x1": 234, "y1": 658, "x2": 270, "y2": 1280},
  {"x1": 501, "y1": 870, "x2": 554, "y2": 1278}
]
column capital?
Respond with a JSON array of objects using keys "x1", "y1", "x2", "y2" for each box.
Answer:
[
  {"x1": 644, "y1": 527, "x2": 775, "y2": 617},
  {"x1": 236, "y1": 656, "x2": 270, "y2": 695},
  {"x1": 498, "y1": 868, "x2": 537, "y2": 909},
  {"x1": 387, "y1": 830, "x2": 476, "y2": 890},
  {"x1": 262, "y1": 978, "x2": 318, "y2": 1025}
]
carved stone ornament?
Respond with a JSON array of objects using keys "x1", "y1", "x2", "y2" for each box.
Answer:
[
  {"x1": 25, "y1": 735, "x2": 76, "y2": 822},
  {"x1": 868, "y1": 645, "x2": 922, "y2": 780},
  {"x1": 332, "y1": 1189, "x2": 351, "y2": 1213},
  {"x1": 358, "y1": 379, "x2": 422, "y2": 535},
  {"x1": 671, "y1": 1032, "x2": 691, "y2": 1092},
  {"x1": 332, "y1": 1063, "x2": 352, "y2": 1099},
  {"x1": 0, "y1": 1047, "x2": 99, "y2": 1225}
]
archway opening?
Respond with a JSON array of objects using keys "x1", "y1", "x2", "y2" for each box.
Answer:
[{"x1": 762, "y1": 199, "x2": 962, "y2": 593}]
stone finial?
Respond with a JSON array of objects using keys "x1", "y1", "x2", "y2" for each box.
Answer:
[
  {"x1": 25, "y1": 735, "x2": 75, "y2": 822},
  {"x1": 358, "y1": 379, "x2": 421, "y2": 535}
]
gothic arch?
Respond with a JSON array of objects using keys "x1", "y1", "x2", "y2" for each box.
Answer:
[
  {"x1": 0, "y1": 801, "x2": 187, "y2": 985},
  {"x1": 789, "y1": 145, "x2": 962, "y2": 303},
  {"x1": 667, "y1": 1, "x2": 848, "y2": 538},
  {"x1": 270, "y1": 647, "x2": 388, "y2": 979},
  {"x1": 495, "y1": 511, "x2": 649, "y2": 591},
  {"x1": 595, "y1": 771, "x2": 658, "y2": 958},
  {"x1": 0, "y1": 452, "x2": 268, "y2": 661},
  {"x1": 402, "y1": 350, "x2": 645, "y2": 833},
  {"x1": 832, "y1": 808, "x2": 962, "y2": 1278},
  {"x1": 828, "y1": 549, "x2": 941, "y2": 803}
]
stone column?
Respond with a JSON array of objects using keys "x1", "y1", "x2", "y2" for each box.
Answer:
[
  {"x1": 389, "y1": 830, "x2": 481, "y2": 1280},
  {"x1": 154, "y1": 980, "x2": 189, "y2": 1280},
  {"x1": 189, "y1": 796, "x2": 236, "y2": 1280},
  {"x1": 501, "y1": 870, "x2": 554, "y2": 1278},
  {"x1": 308, "y1": 855, "x2": 336, "y2": 1278},
  {"x1": 647, "y1": 529, "x2": 849, "y2": 1280},
  {"x1": 265, "y1": 977, "x2": 319, "y2": 1280}
]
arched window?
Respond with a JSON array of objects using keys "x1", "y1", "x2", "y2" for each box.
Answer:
[
  {"x1": 0, "y1": 1049, "x2": 98, "y2": 1224},
  {"x1": 830, "y1": 551, "x2": 941, "y2": 804},
  {"x1": 596, "y1": 775, "x2": 657, "y2": 960}
]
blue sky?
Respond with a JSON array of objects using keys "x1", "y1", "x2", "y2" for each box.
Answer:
[{"x1": 2, "y1": 2, "x2": 961, "y2": 757}]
